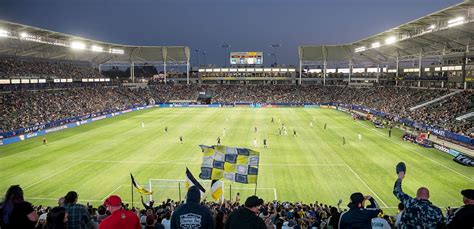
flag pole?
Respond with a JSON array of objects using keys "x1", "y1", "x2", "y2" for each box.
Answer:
[
  {"x1": 131, "y1": 180, "x2": 134, "y2": 208},
  {"x1": 178, "y1": 182, "x2": 182, "y2": 203},
  {"x1": 254, "y1": 175, "x2": 258, "y2": 195}
]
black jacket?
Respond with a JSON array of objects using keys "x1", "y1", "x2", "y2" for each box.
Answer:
[
  {"x1": 224, "y1": 207, "x2": 266, "y2": 229},
  {"x1": 170, "y1": 186, "x2": 214, "y2": 229},
  {"x1": 338, "y1": 198, "x2": 381, "y2": 229}
]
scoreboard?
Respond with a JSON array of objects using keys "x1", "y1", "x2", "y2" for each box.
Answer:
[{"x1": 230, "y1": 52, "x2": 263, "y2": 65}]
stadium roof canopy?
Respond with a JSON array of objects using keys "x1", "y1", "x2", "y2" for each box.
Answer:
[
  {"x1": 0, "y1": 20, "x2": 190, "y2": 65},
  {"x1": 299, "y1": 1, "x2": 474, "y2": 66}
]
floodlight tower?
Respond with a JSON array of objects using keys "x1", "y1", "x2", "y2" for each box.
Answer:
[
  {"x1": 202, "y1": 51, "x2": 207, "y2": 67},
  {"x1": 194, "y1": 48, "x2": 200, "y2": 67},
  {"x1": 221, "y1": 44, "x2": 231, "y2": 67},
  {"x1": 271, "y1": 44, "x2": 281, "y2": 66}
]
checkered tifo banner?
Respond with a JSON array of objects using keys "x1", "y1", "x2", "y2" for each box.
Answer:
[{"x1": 198, "y1": 145, "x2": 259, "y2": 184}]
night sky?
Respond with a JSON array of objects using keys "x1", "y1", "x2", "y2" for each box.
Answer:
[{"x1": 0, "y1": 0, "x2": 462, "y2": 66}]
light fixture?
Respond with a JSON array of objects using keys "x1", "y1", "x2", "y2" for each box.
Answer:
[
  {"x1": 371, "y1": 42, "x2": 380, "y2": 48},
  {"x1": 429, "y1": 24, "x2": 436, "y2": 30},
  {"x1": 109, "y1": 48, "x2": 124, "y2": 54},
  {"x1": 355, "y1": 46, "x2": 366, "y2": 53},
  {"x1": 0, "y1": 29, "x2": 8, "y2": 37},
  {"x1": 91, "y1": 45, "x2": 103, "y2": 52},
  {"x1": 70, "y1": 41, "x2": 86, "y2": 50},
  {"x1": 20, "y1": 32, "x2": 28, "y2": 38},
  {"x1": 447, "y1": 17, "x2": 464, "y2": 27},
  {"x1": 385, "y1": 36, "x2": 396, "y2": 45}
]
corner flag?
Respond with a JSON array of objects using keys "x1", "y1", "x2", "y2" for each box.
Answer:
[{"x1": 130, "y1": 173, "x2": 153, "y2": 195}]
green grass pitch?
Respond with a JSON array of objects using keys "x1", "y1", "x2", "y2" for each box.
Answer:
[{"x1": 1, "y1": 108, "x2": 472, "y2": 214}]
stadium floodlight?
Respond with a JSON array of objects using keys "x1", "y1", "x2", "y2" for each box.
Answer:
[
  {"x1": 20, "y1": 32, "x2": 29, "y2": 38},
  {"x1": 0, "y1": 29, "x2": 8, "y2": 37},
  {"x1": 354, "y1": 46, "x2": 366, "y2": 53},
  {"x1": 371, "y1": 42, "x2": 381, "y2": 48},
  {"x1": 70, "y1": 41, "x2": 86, "y2": 50},
  {"x1": 429, "y1": 24, "x2": 436, "y2": 30},
  {"x1": 385, "y1": 36, "x2": 397, "y2": 45},
  {"x1": 109, "y1": 48, "x2": 124, "y2": 54},
  {"x1": 91, "y1": 45, "x2": 103, "y2": 52},
  {"x1": 447, "y1": 17, "x2": 464, "y2": 27}
]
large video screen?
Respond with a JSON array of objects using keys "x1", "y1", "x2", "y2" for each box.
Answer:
[{"x1": 230, "y1": 52, "x2": 263, "y2": 65}]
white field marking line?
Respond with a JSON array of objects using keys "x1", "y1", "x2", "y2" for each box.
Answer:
[
  {"x1": 102, "y1": 185, "x2": 123, "y2": 201},
  {"x1": 82, "y1": 159, "x2": 346, "y2": 167},
  {"x1": 26, "y1": 197, "x2": 102, "y2": 202},
  {"x1": 81, "y1": 159, "x2": 197, "y2": 164},
  {"x1": 344, "y1": 164, "x2": 388, "y2": 208},
  {"x1": 357, "y1": 121, "x2": 474, "y2": 181},
  {"x1": 24, "y1": 161, "x2": 81, "y2": 189},
  {"x1": 260, "y1": 163, "x2": 346, "y2": 166}
]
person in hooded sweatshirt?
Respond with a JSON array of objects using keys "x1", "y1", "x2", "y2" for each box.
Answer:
[{"x1": 170, "y1": 186, "x2": 214, "y2": 229}]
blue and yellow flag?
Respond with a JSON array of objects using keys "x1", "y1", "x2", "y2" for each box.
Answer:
[{"x1": 199, "y1": 145, "x2": 259, "y2": 184}]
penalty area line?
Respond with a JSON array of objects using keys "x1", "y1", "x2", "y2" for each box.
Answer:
[{"x1": 344, "y1": 163, "x2": 388, "y2": 208}]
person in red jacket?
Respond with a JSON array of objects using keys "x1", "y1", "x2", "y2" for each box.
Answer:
[{"x1": 99, "y1": 195, "x2": 141, "y2": 229}]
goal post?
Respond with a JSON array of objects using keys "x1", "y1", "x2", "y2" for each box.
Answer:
[
  {"x1": 146, "y1": 178, "x2": 277, "y2": 203},
  {"x1": 147, "y1": 179, "x2": 222, "y2": 203}
]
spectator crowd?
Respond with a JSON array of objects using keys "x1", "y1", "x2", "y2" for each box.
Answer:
[
  {"x1": 0, "y1": 58, "x2": 102, "y2": 79},
  {"x1": 1, "y1": 84, "x2": 472, "y2": 138},
  {"x1": 1, "y1": 173, "x2": 473, "y2": 229}
]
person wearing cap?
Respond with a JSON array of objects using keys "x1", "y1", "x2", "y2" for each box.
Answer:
[
  {"x1": 99, "y1": 195, "x2": 141, "y2": 229},
  {"x1": 338, "y1": 192, "x2": 381, "y2": 229},
  {"x1": 393, "y1": 168, "x2": 443, "y2": 228},
  {"x1": 224, "y1": 195, "x2": 266, "y2": 229},
  {"x1": 170, "y1": 186, "x2": 214, "y2": 229},
  {"x1": 446, "y1": 189, "x2": 474, "y2": 229}
]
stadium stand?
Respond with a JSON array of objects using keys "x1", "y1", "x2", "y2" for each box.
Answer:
[
  {"x1": 0, "y1": 58, "x2": 103, "y2": 79},
  {"x1": 1, "y1": 85, "x2": 472, "y2": 139}
]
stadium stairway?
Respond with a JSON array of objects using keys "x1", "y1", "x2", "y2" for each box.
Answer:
[
  {"x1": 456, "y1": 112, "x2": 474, "y2": 121},
  {"x1": 410, "y1": 89, "x2": 463, "y2": 111}
]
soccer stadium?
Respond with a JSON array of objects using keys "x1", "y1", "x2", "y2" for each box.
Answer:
[{"x1": 0, "y1": 0, "x2": 473, "y2": 228}]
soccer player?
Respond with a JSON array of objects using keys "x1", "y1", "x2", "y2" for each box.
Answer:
[
  {"x1": 284, "y1": 129, "x2": 288, "y2": 136},
  {"x1": 293, "y1": 129, "x2": 297, "y2": 137},
  {"x1": 180, "y1": 136, "x2": 183, "y2": 144},
  {"x1": 223, "y1": 128, "x2": 226, "y2": 137},
  {"x1": 253, "y1": 138, "x2": 257, "y2": 147},
  {"x1": 271, "y1": 117, "x2": 274, "y2": 123},
  {"x1": 254, "y1": 126, "x2": 257, "y2": 132},
  {"x1": 263, "y1": 138, "x2": 267, "y2": 148},
  {"x1": 358, "y1": 133, "x2": 362, "y2": 141},
  {"x1": 165, "y1": 126, "x2": 168, "y2": 132},
  {"x1": 279, "y1": 128, "x2": 282, "y2": 135},
  {"x1": 141, "y1": 121, "x2": 145, "y2": 128},
  {"x1": 42, "y1": 136, "x2": 48, "y2": 145},
  {"x1": 324, "y1": 123, "x2": 327, "y2": 130},
  {"x1": 310, "y1": 121, "x2": 313, "y2": 128},
  {"x1": 217, "y1": 137, "x2": 221, "y2": 146},
  {"x1": 343, "y1": 136, "x2": 346, "y2": 145}
]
